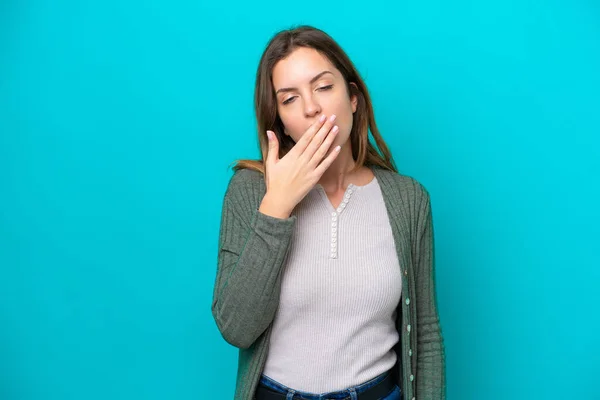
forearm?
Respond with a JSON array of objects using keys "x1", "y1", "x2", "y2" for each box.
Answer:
[
  {"x1": 212, "y1": 205, "x2": 296, "y2": 348},
  {"x1": 417, "y1": 313, "x2": 446, "y2": 399},
  {"x1": 415, "y1": 192, "x2": 446, "y2": 398}
]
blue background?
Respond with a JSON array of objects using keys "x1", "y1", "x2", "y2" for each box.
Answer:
[{"x1": 1, "y1": 0, "x2": 599, "y2": 399}]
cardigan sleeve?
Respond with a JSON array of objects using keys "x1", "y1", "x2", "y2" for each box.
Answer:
[
  {"x1": 211, "y1": 171, "x2": 297, "y2": 349},
  {"x1": 415, "y1": 189, "x2": 446, "y2": 399}
]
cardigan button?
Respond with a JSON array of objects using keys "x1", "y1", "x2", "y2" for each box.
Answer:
[
  {"x1": 410, "y1": 374, "x2": 414, "y2": 382},
  {"x1": 406, "y1": 324, "x2": 411, "y2": 333},
  {"x1": 409, "y1": 349, "x2": 412, "y2": 356},
  {"x1": 405, "y1": 298, "x2": 410, "y2": 305}
]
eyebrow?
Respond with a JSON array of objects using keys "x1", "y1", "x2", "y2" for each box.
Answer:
[{"x1": 275, "y1": 71, "x2": 334, "y2": 95}]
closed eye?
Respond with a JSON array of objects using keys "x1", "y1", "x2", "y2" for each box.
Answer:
[{"x1": 281, "y1": 85, "x2": 334, "y2": 105}]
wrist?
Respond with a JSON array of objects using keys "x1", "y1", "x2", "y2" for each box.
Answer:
[{"x1": 259, "y1": 193, "x2": 292, "y2": 219}]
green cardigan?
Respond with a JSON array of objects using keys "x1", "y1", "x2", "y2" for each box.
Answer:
[{"x1": 212, "y1": 165, "x2": 446, "y2": 400}]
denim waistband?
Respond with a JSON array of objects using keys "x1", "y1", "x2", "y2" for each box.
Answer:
[{"x1": 258, "y1": 367, "x2": 394, "y2": 400}]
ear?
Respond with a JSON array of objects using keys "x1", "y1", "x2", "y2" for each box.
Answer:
[{"x1": 349, "y1": 82, "x2": 359, "y2": 113}]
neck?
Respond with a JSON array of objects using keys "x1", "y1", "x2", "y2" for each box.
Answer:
[{"x1": 317, "y1": 143, "x2": 360, "y2": 192}]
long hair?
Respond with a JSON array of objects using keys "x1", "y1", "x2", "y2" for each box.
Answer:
[{"x1": 230, "y1": 25, "x2": 398, "y2": 174}]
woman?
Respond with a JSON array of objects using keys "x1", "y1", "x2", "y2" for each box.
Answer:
[{"x1": 212, "y1": 25, "x2": 445, "y2": 400}]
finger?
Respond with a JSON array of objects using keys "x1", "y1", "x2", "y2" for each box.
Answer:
[
  {"x1": 308, "y1": 124, "x2": 339, "y2": 167},
  {"x1": 265, "y1": 130, "x2": 279, "y2": 165},
  {"x1": 314, "y1": 144, "x2": 342, "y2": 176},
  {"x1": 288, "y1": 114, "x2": 328, "y2": 157},
  {"x1": 300, "y1": 114, "x2": 337, "y2": 161}
]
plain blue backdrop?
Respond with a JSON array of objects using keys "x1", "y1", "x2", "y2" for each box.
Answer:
[{"x1": 1, "y1": 0, "x2": 599, "y2": 399}]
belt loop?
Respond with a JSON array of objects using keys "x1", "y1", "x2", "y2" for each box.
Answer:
[
  {"x1": 286, "y1": 389, "x2": 295, "y2": 400},
  {"x1": 348, "y1": 388, "x2": 358, "y2": 400}
]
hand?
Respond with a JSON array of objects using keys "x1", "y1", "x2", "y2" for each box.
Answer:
[{"x1": 259, "y1": 114, "x2": 341, "y2": 219}]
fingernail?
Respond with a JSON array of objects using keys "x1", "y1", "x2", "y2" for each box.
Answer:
[
  {"x1": 329, "y1": 114, "x2": 337, "y2": 122},
  {"x1": 319, "y1": 114, "x2": 326, "y2": 122},
  {"x1": 266, "y1": 131, "x2": 273, "y2": 140}
]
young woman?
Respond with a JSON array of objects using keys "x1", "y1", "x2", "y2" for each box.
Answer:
[{"x1": 212, "y1": 25, "x2": 445, "y2": 400}]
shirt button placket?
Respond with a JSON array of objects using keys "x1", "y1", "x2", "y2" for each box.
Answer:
[
  {"x1": 330, "y1": 186, "x2": 354, "y2": 259},
  {"x1": 331, "y1": 211, "x2": 338, "y2": 258}
]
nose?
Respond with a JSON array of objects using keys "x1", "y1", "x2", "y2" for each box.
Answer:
[{"x1": 303, "y1": 94, "x2": 322, "y2": 118}]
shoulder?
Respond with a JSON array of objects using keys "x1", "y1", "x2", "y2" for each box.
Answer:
[
  {"x1": 222, "y1": 167, "x2": 266, "y2": 206},
  {"x1": 227, "y1": 168, "x2": 264, "y2": 189},
  {"x1": 373, "y1": 166, "x2": 431, "y2": 206},
  {"x1": 373, "y1": 167, "x2": 433, "y2": 234}
]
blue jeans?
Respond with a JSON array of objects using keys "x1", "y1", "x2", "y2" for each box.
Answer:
[{"x1": 257, "y1": 369, "x2": 402, "y2": 400}]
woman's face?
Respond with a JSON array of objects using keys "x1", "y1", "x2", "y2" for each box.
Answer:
[{"x1": 272, "y1": 47, "x2": 357, "y2": 149}]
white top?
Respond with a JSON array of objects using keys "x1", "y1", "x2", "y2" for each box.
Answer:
[{"x1": 262, "y1": 176, "x2": 402, "y2": 393}]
